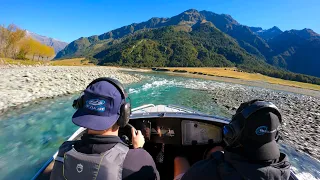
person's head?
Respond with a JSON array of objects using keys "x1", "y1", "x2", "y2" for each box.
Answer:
[
  {"x1": 223, "y1": 99, "x2": 282, "y2": 161},
  {"x1": 71, "y1": 77, "x2": 131, "y2": 135}
]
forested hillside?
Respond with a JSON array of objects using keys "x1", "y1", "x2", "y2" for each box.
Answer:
[{"x1": 55, "y1": 9, "x2": 320, "y2": 84}]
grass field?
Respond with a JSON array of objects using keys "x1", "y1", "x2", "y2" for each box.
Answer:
[
  {"x1": 1, "y1": 57, "x2": 94, "y2": 66},
  {"x1": 50, "y1": 58, "x2": 95, "y2": 66},
  {"x1": 0, "y1": 58, "x2": 50, "y2": 66},
  {"x1": 165, "y1": 67, "x2": 320, "y2": 91}
]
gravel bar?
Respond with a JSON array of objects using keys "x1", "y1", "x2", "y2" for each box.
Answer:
[{"x1": 0, "y1": 66, "x2": 142, "y2": 111}]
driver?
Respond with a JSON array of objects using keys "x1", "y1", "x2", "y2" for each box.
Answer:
[
  {"x1": 50, "y1": 77, "x2": 160, "y2": 180},
  {"x1": 174, "y1": 99, "x2": 291, "y2": 180}
]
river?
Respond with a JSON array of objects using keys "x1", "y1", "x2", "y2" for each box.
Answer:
[{"x1": 0, "y1": 72, "x2": 319, "y2": 179}]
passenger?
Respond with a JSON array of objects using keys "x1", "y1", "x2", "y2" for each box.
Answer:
[
  {"x1": 174, "y1": 99, "x2": 291, "y2": 180},
  {"x1": 50, "y1": 77, "x2": 159, "y2": 180}
]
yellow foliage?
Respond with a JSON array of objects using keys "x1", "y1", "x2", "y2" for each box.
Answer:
[
  {"x1": 0, "y1": 24, "x2": 55, "y2": 60},
  {"x1": 0, "y1": 24, "x2": 26, "y2": 58}
]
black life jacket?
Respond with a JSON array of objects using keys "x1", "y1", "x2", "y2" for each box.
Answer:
[{"x1": 53, "y1": 141, "x2": 129, "y2": 180}]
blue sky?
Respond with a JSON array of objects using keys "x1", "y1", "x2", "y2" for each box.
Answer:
[{"x1": 1, "y1": 0, "x2": 319, "y2": 42}]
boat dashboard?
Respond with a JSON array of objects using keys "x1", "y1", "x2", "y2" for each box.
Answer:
[
  {"x1": 124, "y1": 117, "x2": 224, "y2": 146},
  {"x1": 118, "y1": 116, "x2": 227, "y2": 179}
]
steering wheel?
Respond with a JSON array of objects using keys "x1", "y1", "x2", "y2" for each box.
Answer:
[{"x1": 119, "y1": 123, "x2": 137, "y2": 146}]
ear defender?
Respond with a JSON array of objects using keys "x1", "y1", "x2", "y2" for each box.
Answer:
[
  {"x1": 223, "y1": 100, "x2": 282, "y2": 147},
  {"x1": 117, "y1": 102, "x2": 131, "y2": 127},
  {"x1": 223, "y1": 113, "x2": 245, "y2": 147},
  {"x1": 72, "y1": 96, "x2": 84, "y2": 109}
]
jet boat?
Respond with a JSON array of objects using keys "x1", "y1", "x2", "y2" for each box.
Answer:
[{"x1": 32, "y1": 104, "x2": 299, "y2": 180}]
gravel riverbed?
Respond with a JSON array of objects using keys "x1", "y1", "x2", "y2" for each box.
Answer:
[
  {"x1": 204, "y1": 83, "x2": 320, "y2": 160},
  {"x1": 0, "y1": 66, "x2": 142, "y2": 112}
]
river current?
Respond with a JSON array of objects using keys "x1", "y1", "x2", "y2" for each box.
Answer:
[{"x1": 0, "y1": 72, "x2": 319, "y2": 179}]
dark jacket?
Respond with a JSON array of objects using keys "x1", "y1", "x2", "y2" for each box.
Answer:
[
  {"x1": 50, "y1": 134, "x2": 159, "y2": 180},
  {"x1": 181, "y1": 151, "x2": 291, "y2": 180}
]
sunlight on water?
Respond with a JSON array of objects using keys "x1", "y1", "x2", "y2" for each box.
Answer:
[{"x1": 0, "y1": 72, "x2": 319, "y2": 180}]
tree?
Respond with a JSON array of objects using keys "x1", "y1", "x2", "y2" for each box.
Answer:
[
  {"x1": 0, "y1": 24, "x2": 26, "y2": 58},
  {"x1": 39, "y1": 45, "x2": 55, "y2": 60},
  {"x1": 29, "y1": 38, "x2": 42, "y2": 60},
  {"x1": 16, "y1": 37, "x2": 33, "y2": 59}
]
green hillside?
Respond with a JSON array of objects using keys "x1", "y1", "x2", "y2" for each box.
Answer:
[{"x1": 54, "y1": 9, "x2": 320, "y2": 85}]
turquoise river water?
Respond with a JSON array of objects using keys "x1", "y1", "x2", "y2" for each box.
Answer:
[{"x1": 0, "y1": 72, "x2": 319, "y2": 179}]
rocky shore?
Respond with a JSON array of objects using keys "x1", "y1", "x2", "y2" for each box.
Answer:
[
  {"x1": 0, "y1": 66, "x2": 142, "y2": 111},
  {"x1": 205, "y1": 83, "x2": 320, "y2": 160}
]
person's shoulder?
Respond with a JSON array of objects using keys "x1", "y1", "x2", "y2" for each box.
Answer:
[
  {"x1": 57, "y1": 141, "x2": 80, "y2": 156},
  {"x1": 127, "y1": 148, "x2": 154, "y2": 160}
]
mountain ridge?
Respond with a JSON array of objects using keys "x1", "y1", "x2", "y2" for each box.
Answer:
[
  {"x1": 26, "y1": 31, "x2": 68, "y2": 54},
  {"x1": 55, "y1": 9, "x2": 320, "y2": 79}
]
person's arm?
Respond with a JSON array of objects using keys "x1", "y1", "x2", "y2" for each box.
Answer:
[
  {"x1": 50, "y1": 161, "x2": 64, "y2": 180},
  {"x1": 122, "y1": 128, "x2": 159, "y2": 180}
]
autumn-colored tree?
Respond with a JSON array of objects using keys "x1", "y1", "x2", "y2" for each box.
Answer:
[
  {"x1": 0, "y1": 24, "x2": 54, "y2": 60},
  {"x1": 0, "y1": 24, "x2": 26, "y2": 58},
  {"x1": 45, "y1": 45, "x2": 55, "y2": 59},
  {"x1": 16, "y1": 37, "x2": 33, "y2": 59},
  {"x1": 26, "y1": 38, "x2": 55, "y2": 60}
]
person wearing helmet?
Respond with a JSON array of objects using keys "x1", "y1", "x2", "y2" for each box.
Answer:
[
  {"x1": 174, "y1": 99, "x2": 291, "y2": 180},
  {"x1": 50, "y1": 78, "x2": 159, "y2": 180}
]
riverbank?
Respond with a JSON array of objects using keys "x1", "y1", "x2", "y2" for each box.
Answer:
[
  {"x1": 0, "y1": 66, "x2": 142, "y2": 112},
  {"x1": 161, "y1": 71, "x2": 320, "y2": 98},
  {"x1": 158, "y1": 67, "x2": 320, "y2": 92}
]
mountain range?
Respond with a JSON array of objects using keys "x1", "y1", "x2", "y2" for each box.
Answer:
[
  {"x1": 55, "y1": 9, "x2": 320, "y2": 80},
  {"x1": 26, "y1": 31, "x2": 68, "y2": 54}
]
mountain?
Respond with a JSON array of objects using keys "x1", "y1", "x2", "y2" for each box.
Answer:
[
  {"x1": 55, "y1": 9, "x2": 270, "y2": 60},
  {"x1": 94, "y1": 22, "x2": 264, "y2": 68},
  {"x1": 250, "y1": 26, "x2": 283, "y2": 40},
  {"x1": 268, "y1": 29, "x2": 320, "y2": 77},
  {"x1": 55, "y1": 9, "x2": 320, "y2": 81},
  {"x1": 26, "y1": 31, "x2": 68, "y2": 54}
]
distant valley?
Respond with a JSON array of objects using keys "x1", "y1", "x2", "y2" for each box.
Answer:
[{"x1": 54, "y1": 9, "x2": 320, "y2": 84}]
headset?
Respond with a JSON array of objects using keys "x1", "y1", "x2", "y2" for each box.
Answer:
[
  {"x1": 223, "y1": 100, "x2": 282, "y2": 147},
  {"x1": 72, "y1": 77, "x2": 131, "y2": 128}
]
